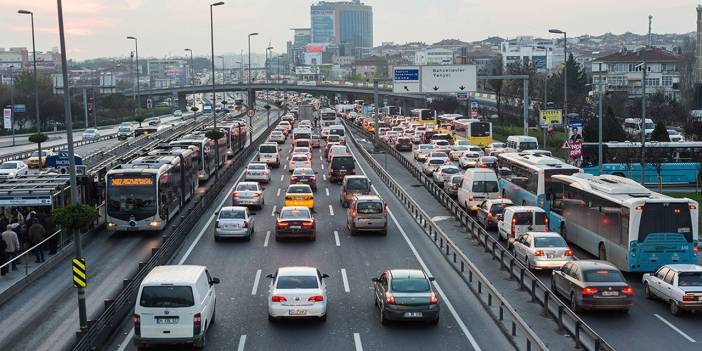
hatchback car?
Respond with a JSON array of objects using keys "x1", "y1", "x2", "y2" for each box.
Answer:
[
  {"x1": 347, "y1": 195, "x2": 387, "y2": 235},
  {"x1": 643, "y1": 264, "x2": 702, "y2": 315},
  {"x1": 372, "y1": 269, "x2": 439, "y2": 325},
  {"x1": 275, "y1": 206, "x2": 316, "y2": 241},
  {"x1": 26, "y1": 150, "x2": 53, "y2": 169},
  {"x1": 431, "y1": 140, "x2": 452, "y2": 153},
  {"x1": 244, "y1": 163, "x2": 271, "y2": 183},
  {"x1": 232, "y1": 182, "x2": 265, "y2": 209},
  {"x1": 476, "y1": 199, "x2": 513, "y2": 229},
  {"x1": 512, "y1": 232, "x2": 573, "y2": 270},
  {"x1": 292, "y1": 146, "x2": 312, "y2": 160},
  {"x1": 288, "y1": 154, "x2": 312, "y2": 172},
  {"x1": 443, "y1": 175, "x2": 463, "y2": 198},
  {"x1": 284, "y1": 184, "x2": 315, "y2": 209},
  {"x1": 449, "y1": 146, "x2": 469, "y2": 161},
  {"x1": 458, "y1": 151, "x2": 481, "y2": 169},
  {"x1": 477, "y1": 156, "x2": 498, "y2": 169},
  {"x1": 551, "y1": 260, "x2": 633, "y2": 312},
  {"x1": 432, "y1": 165, "x2": 461, "y2": 185},
  {"x1": 395, "y1": 137, "x2": 413, "y2": 151},
  {"x1": 269, "y1": 131, "x2": 286, "y2": 143},
  {"x1": 267, "y1": 266, "x2": 328, "y2": 321},
  {"x1": 291, "y1": 167, "x2": 317, "y2": 191},
  {"x1": 214, "y1": 206, "x2": 255, "y2": 240},
  {"x1": 0, "y1": 161, "x2": 29, "y2": 179}
]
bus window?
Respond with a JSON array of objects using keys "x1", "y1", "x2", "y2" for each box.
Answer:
[
  {"x1": 470, "y1": 122, "x2": 491, "y2": 137},
  {"x1": 638, "y1": 203, "x2": 693, "y2": 243}
]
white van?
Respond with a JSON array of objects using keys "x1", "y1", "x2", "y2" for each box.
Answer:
[
  {"x1": 133, "y1": 265, "x2": 220, "y2": 349},
  {"x1": 258, "y1": 143, "x2": 280, "y2": 168},
  {"x1": 505, "y1": 136, "x2": 539, "y2": 152},
  {"x1": 497, "y1": 206, "x2": 548, "y2": 242},
  {"x1": 457, "y1": 168, "x2": 500, "y2": 212}
]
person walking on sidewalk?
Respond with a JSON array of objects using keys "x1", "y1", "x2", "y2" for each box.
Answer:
[
  {"x1": 29, "y1": 219, "x2": 46, "y2": 263},
  {"x1": 0, "y1": 237, "x2": 7, "y2": 275},
  {"x1": 2, "y1": 225, "x2": 20, "y2": 271}
]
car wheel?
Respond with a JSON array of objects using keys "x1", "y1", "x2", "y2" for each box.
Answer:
[
  {"x1": 561, "y1": 224, "x2": 568, "y2": 241},
  {"x1": 214, "y1": 235, "x2": 221, "y2": 242},
  {"x1": 644, "y1": 283, "x2": 653, "y2": 299},
  {"x1": 319, "y1": 313, "x2": 327, "y2": 322},
  {"x1": 570, "y1": 293, "x2": 581, "y2": 313},
  {"x1": 268, "y1": 314, "x2": 277, "y2": 322},
  {"x1": 670, "y1": 300, "x2": 683, "y2": 316},
  {"x1": 193, "y1": 328, "x2": 206, "y2": 349},
  {"x1": 311, "y1": 232, "x2": 316, "y2": 241}
]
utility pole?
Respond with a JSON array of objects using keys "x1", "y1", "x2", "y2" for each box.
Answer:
[
  {"x1": 640, "y1": 15, "x2": 652, "y2": 185},
  {"x1": 9, "y1": 65, "x2": 15, "y2": 146}
]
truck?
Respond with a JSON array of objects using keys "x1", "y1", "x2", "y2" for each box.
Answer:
[{"x1": 299, "y1": 104, "x2": 314, "y2": 123}]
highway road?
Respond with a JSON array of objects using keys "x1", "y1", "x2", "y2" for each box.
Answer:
[
  {"x1": 0, "y1": 108, "x2": 270, "y2": 351},
  {"x1": 104, "y1": 116, "x2": 514, "y2": 351}
]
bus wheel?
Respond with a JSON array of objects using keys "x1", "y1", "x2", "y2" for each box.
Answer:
[{"x1": 598, "y1": 243, "x2": 607, "y2": 261}]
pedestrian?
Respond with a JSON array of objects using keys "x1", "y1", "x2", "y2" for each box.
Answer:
[
  {"x1": 42, "y1": 214, "x2": 58, "y2": 255},
  {"x1": 0, "y1": 236, "x2": 7, "y2": 276},
  {"x1": 2, "y1": 224, "x2": 20, "y2": 271},
  {"x1": 28, "y1": 219, "x2": 46, "y2": 263}
]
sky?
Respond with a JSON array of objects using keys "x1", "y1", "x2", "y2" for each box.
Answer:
[{"x1": 0, "y1": 0, "x2": 700, "y2": 60}]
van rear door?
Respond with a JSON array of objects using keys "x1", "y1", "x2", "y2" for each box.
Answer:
[{"x1": 138, "y1": 285, "x2": 196, "y2": 339}]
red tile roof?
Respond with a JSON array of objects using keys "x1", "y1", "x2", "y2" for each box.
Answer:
[{"x1": 595, "y1": 48, "x2": 681, "y2": 63}]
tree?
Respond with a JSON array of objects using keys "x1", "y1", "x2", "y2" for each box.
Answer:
[
  {"x1": 204, "y1": 128, "x2": 225, "y2": 140},
  {"x1": 428, "y1": 96, "x2": 459, "y2": 114},
  {"x1": 133, "y1": 114, "x2": 145, "y2": 127},
  {"x1": 28, "y1": 132, "x2": 49, "y2": 169},
  {"x1": 52, "y1": 204, "x2": 99, "y2": 232},
  {"x1": 582, "y1": 106, "x2": 626, "y2": 142},
  {"x1": 650, "y1": 120, "x2": 670, "y2": 142},
  {"x1": 487, "y1": 56, "x2": 504, "y2": 119},
  {"x1": 548, "y1": 53, "x2": 589, "y2": 114}
]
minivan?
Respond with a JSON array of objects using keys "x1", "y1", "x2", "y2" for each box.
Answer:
[
  {"x1": 258, "y1": 143, "x2": 280, "y2": 168},
  {"x1": 133, "y1": 265, "x2": 220, "y2": 349},
  {"x1": 347, "y1": 195, "x2": 387, "y2": 235},
  {"x1": 505, "y1": 136, "x2": 539, "y2": 152},
  {"x1": 340, "y1": 175, "x2": 371, "y2": 207},
  {"x1": 457, "y1": 168, "x2": 500, "y2": 212},
  {"x1": 497, "y1": 206, "x2": 548, "y2": 243},
  {"x1": 328, "y1": 155, "x2": 356, "y2": 183}
]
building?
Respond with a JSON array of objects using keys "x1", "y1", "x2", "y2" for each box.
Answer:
[
  {"x1": 353, "y1": 56, "x2": 388, "y2": 79},
  {"x1": 591, "y1": 47, "x2": 682, "y2": 99},
  {"x1": 500, "y1": 36, "x2": 563, "y2": 72},
  {"x1": 414, "y1": 48, "x2": 454, "y2": 65},
  {"x1": 310, "y1": 1, "x2": 373, "y2": 58},
  {"x1": 146, "y1": 59, "x2": 189, "y2": 88},
  {"x1": 0, "y1": 48, "x2": 26, "y2": 70}
]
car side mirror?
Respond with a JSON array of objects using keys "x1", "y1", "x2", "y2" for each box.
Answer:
[
  {"x1": 266, "y1": 274, "x2": 275, "y2": 279},
  {"x1": 211, "y1": 277, "x2": 221, "y2": 284},
  {"x1": 322, "y1": 273, "x2": 330, "y2": 279},
  {"x1": 428, "y1": 276, "x2": 436, "y2": 282},
  {"x1": 371, "y1": 277, "x2": 379, "y2": 282},
  {"x1": 214, "y1": 211, "x2": 219, "y2": 216}
]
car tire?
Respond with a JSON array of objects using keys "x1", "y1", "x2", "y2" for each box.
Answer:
[
  {"x1": 319, "y1": 313, "x2": 327, "y2": 322},
  {"x1": 311, "y1": 232, "x2": 316, "y2": 241},
  {"x1": 214, "y1": 235, "x2": 221, "y2": 242},
  {"x1": 210, "y1": 307, "x2": 216, "y2": 325},
  {"x1": 670, "y1": 300, "x2": 683, "y2": 316},
  {"x1": 644, "y1": 283, "x2": 654, "y2": 299},
  {"x1": 268, "y1": 314, "x2": 277, "y2": 323},
  {"x1": 380, "y1": 309, "x2": 389, "y2": 325},
  {"x1": 193, "y1": 329, "x2": 206, "y2": 349},
  {"x1": 570, "y1": 293, "x2": 581, "y2": 313}
]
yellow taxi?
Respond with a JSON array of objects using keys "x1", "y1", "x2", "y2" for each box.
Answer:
[
  {"x1": 284, "y1": 184, "x2": 315, "y2": 209},
  {"x1": 26, "y1": 150, "x2": 54, "y2": 169}
]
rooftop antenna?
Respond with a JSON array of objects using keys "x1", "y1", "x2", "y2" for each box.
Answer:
[{"x1": 647, "y1": 15, "x2": 653, "y2": 47}]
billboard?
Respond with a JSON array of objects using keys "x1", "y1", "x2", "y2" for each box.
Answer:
[
  {"x1": 295, "y1": 66, "x2": 320, "y2": 75},
  {"x1": 304, "y1": 52, "x2": 323, "y2": 66},
  {"x1": 539, "y1": 109, "x2": 563, "y2": 126}
]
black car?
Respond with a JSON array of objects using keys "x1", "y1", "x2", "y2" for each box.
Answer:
[
  {"x1": 291, "y1": 167, "x2": 317, "y2": 191},
  {"x1": 395, "y1": 137, "x2": 413, "y2": 151},
  {"x1": 551, "y1": 260, "x2": 633, "y2": 312},
  {"x1": 372, "y1": 269, "x2": 439, "y2": 325}
]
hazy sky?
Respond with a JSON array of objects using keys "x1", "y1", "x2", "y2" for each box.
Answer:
[{"x1": 1, "y1": 0, "x2": 700, "y2": 60}]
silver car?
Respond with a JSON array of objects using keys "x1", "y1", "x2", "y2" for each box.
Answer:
[
  {"x1": 346, "y1": 195, "x2": 387, "y2": 235},
  {"x1": 432, "y1": 165, "x2": 461, "y2": 185},
  {"x1": 245, "y1": 163, "x2": 271, "y2": 183},
  {"x1": 422, "y1": 157, "x2": 447, "y2": 176},
  {"x1": 232, "y1": 181, "x2": 265, "y2": 209},
  {"x1": 215, "y1": 206, "x2": 255, "y2": 240},
  {"x1": 413, "y1": 144, "x2": 433, "y2": 161},
  {"x1": 512, "y1": 232, "x2": 573, "y2": 270},
  {"x1": 643, "y1": 264, "x2": 702, "y2": 315}
]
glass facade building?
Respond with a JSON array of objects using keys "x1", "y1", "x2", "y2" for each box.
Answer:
[{"x1": 310, "y1": 1, "x2": 373, "y2": 58}]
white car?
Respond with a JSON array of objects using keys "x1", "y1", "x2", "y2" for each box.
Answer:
[
  {"x1": 512, "y1": 231, "x2": 573, "y2": 270},
  {"x1": 82, "y1": 128, "x2": 100, "y2": 140},
  {"x1": 173, "y1": 110, "x2": 183, "y2": 117},
  {"x1": 428, "y1": 152, "x2": 450, "y2": 164},
  {"x1": 327, "y1": 145, "x2": 349, "y2": 162},
  {"x1": 422, "y1": 157, "x2": 448, "y2": 176},
  {"x1": 458, "y1": 151, "x2": 482, "y2": 169},
  {"x1": 449, "y1": 146, "x2": 469, "y2": 161},
  {"x1": 278, "y1": 121, "x2": 292, "y2": 133},
  {"x1": 667, "y1": 129, "x2": 685, "y2": 142},
  {"x1": 288, "y1": 153, "x2": 312, "y2": 172},
  {"x1": 269, "y1": 131, "x2": 286, "y2": 143},
  {"x1": 432, "y1": 164, "x2": 462, "y2": 185},
  {"x1": 0, "y1": 161, "x2": 29, "y2": 179},
  {"x1": 431, "y1": 140, "x2": 452, "y2": 153},
  {"x1": 292, "y1": 146, "x2": 312, "y2": 160},
  {"x1": 413, "y1": 144, "x2": 434, "y2": 161},
  {"x1": 267, "y1": 266, "x2": 329, "y2": 322},
  {"x1": 643, "y1": 264, "x2": 702, "y2": 315},
  {"x1": 244, "y1": 163, "x2": 271, "y2": 183},
  {"x1": 454, "y1": 140, "x2": 470, "y2": 147},
  {"x1": 214, "y1": 206, "x2": 255, "y2": 240}
]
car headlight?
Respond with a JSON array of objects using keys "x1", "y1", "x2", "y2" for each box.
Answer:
[
  {"x1": 148, "y1": 220, "x2": 161, "y2": 227},
  {"x1": 8, "y1": 172, "x2": 15, "y2": 177}
]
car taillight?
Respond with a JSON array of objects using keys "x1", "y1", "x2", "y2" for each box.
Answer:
[
  {"x1": 254, "y1": 191, "x2": 262, "y2": 197},
  {"x1": 271, "y1": 295, "x2": 287, "y2": 302},
  {"x1": 452, "y1": 184, "x2": 459, "y2": 190},
  {"x1": 215, "y1": 220, "x2": 220, "y2": 228},
  {"x1": 233, "y1": 192, "x2": 240, "y2": 197},
  {"x1": 303, "y1": 221, "x2": 314, "y2": 228},
  {"x1": 511, "y1": 225, "x2": 516, "y2": 234},
  {"x1": 308, "y1": 295, "x2": 324, "y2": 302},
  {"x1": 385, "y1": 292, "x2": 395, "y2": 305},
  {"x1": 581, "y1": 287, "x2": 599, "y2": 296},
  {"x1": 468, "y1": 196, "x2": 474, "y2": 201},
  {"x1": 277, "y1": 221, "x2": 289, "y2": 228},
  {"x1": 291, "y1": 176, "x2": 298, "y2": 181},
  {"x1": 564, "y1": 249, "x2": 573, "y2": 256},
  {"x1": 133, "y1": 314, "x2": 141, "y2": 336},
  {"x1": 430, "y1": 292, "x2": 439, "y2": 304},
  {"x1": 242, "y1": 221, "x2": 249, "y2": 228},
  {"x1": 683, "y1": 294, "x2": 696, "y2": 301},
  {"x1": 534, "y1": 250, "x2": 544, "y2": 257},
  {"x1": 621, "y1": 287, "x2": 634, "y2": 297},
  {"x1": 310, "y1": 176, "x2": 316, "y2": 180},
  {"x1": 695, "y1": 242, "x2": 699, "y2": 253},
  {"x1": 193, "y1": 312, "x2": 202, "y2": 335}
]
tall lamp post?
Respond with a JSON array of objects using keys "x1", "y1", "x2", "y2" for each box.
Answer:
[
  {"x1": 126, "y1": 36, "x2": 139, "y2": 119},
  {"x1": 184, "y1": 48, "x2": 195, "y2": 109},
  {"x1": 18, "y1": 9, "x2": 43, "y2": 169},
  {"x1": 548, "y1": 29, "x2": 567, "y2": 117},
  {"x1": 209, "y1": 1, "x2": 225, "y2": 173},
  {"x1": 266, "y1": 46, "x2": 274, "y2": 82},
  {"x1": 248, "y1": 32, "x2": 259, "y2": 108}
]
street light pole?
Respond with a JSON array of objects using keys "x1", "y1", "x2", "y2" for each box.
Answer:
[
  {"x1": 57, "y1": 0, "x2": 86, "y2": 332},
  {"x1": 248, "y1": 32, "x2": 259, "y2": 108},
  {"x1": 126, "y1": 36, "x2": 139, "y2": 119},
  {"x1": 9, "y1": 65, "x2": 15, "y2": 146},
  {"x1": 209, "y1": 1, "x2": 225, "y2": 174},
  {"x1": 184, "y1": 48, "x2": 194, "y2": 109},
  {"x1": 598, "y1": 81, "x2": 605, "y2": 175},
  {"x1": 549, "y1": 29, "x2": 567, "y2": 117},
  {"x1": 18, "y1": 9, "x2": 43, "y2": 170}
]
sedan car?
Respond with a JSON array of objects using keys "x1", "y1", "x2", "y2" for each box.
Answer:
[
  {"x1": 551, "y1": 260, "x2": 633, "y2": 312},
  {"x1": 232, "y1": 181, "x2": 265, "y2": 209},
  {"x1": 476, "y1": 199, "x2": 513, "y2": 229},
  {"x1": 443, "y1": 175, "x2": 463, "y2": 198},
  {"x1": 244, "y1": 163, "x2": 271, "y2": 183},
  {"x1": 458, "y1": 151, "x2": 482, "y2": 169},
  {"x1": 431, "y1": 140, "x2": 452, "y2": 153},
  {"x1": 291, "y1": 167, "x2": 317, "y2": 191},
  {"x1": 395, "y1": 137, "x2": 413, "y2": 151},
  {"x1": 512, "y1": 232, "x2": 573, "y2": 270},
  {"x1": 449, "y1": 146, "x2": 469, "y2": 161},
  {"x1": 214, "y1": 206, "x2": 254, "y2": 240},
  {"x1": 275, "y1": 206, "x2": 316, "y2": 240},
  {"x1": 0, "y1": 161, "x2": 29, "y2": 179},
  {"x1": 288, "y1": 154, "x2": 312, "y2": 172},
  {"x1": 412, "y1": 132, "x2": 424, "y2": 144},
  {"x1": 485, "y1": 142, "x2": 506, "y2": 156},
  {"x1": 267, "y1": 266, "x2": 328, "y2": 321},
  {"x1": 643, "y1": 264, "x2": 702, "y2": 315},
  {"x1": 310, "y1": 134, "x2": 321, "y2": 148},
  {"x1": 413, "y1": 144, "x2": 434, "y2": 161},
  {"x1": 269, "y1": 130, "x2": 286, "y2": 143},
  {"x1": 432, "y1": 165, "x2": 461, "y2": 185},
  {"x1": 477, "y1": 156, "x2": 498, "y2": 169},
  {"x1": 372, "y1": 269, "x2": 439, "y2": 325},
  {"x1": 284, "y1": 184, "x2": 315, "y2": 209},
  {"x1": 292, "y1": 146, "x2": 312, "y2": 160},
  {"x1": 26, "y1": 150, "x2": 53, "y2": 169},
  {"x1": 422, "y1": 157, "x2": 448, "y2": 176}
]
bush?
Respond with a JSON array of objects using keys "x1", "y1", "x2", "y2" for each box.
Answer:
[
  {"x1": 650, "y1": 121, "x2": 670, "y2": 142},
  {"x1": 28, "y1": 132, "x2": 49, "y2": 144},
  {"x1": 205, "y1": 128, "x2": 225, "y2": 140},
  {"x1": 52, "y1": 204, "x2": 99, "y2": 231}
]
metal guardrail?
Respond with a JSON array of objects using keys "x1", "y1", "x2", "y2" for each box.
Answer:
[
  {"x1": 0, "y1": 133, "x2": 118, "y2": 164},
  {"x1": 345, "y1": 121, "x2": 615, "y2": 351},
  {"x1": 71, "y1": 113, "x2": 280, "y2": 351}
]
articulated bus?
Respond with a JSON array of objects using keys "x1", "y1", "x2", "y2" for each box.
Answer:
[
  {"x1": 497, "y1": 152, "x2": 581, "y2": 206},
  {"x1": 544, "y1": 173, "x2": 698, "y2": 272},
  {"x1": 219, "y1": 121, "x2": 247, "y2": 157},
  {"x1": 170, "y1": 134, "x2": 225, "y2": 182},
  {"x1": 581, "y1": 142, "x2": 702, "y2": 185},
  {"x1": 148, "y1": 147, "x2": 199, "y2": 203}
]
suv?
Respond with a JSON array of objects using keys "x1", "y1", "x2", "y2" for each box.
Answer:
[
  {"x1": 328, "y1": 154, "x2": 356, "y2": 183},
  {"x1": 340, "y1": 175, "x2": 371, "y2": 207},
  {"x1": 347, "y1": 195, "x2": 387, "y2": 235}
]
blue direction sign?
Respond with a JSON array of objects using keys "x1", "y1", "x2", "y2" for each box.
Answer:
[
  {"x1": 394, "y1": 68, "x2": 419, "y2": 81},
  {"x1": 456, "y1": 91, "x2": 468, "y2": 101},
  {"x1": 13, "y1": 104, "x2": 25, "y2": 113}
]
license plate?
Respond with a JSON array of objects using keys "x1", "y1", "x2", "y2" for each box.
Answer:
[
  {"x1": 289, "y1": 310, "x2": 307, "y2": 316},
  {"x1": 156, "y1": 317, "x2": 179, "y2": 324},
  {"x1": 295, "y1": 197, "x2": 306, "y2": 200},
  {"x1": 290, "y1": 226, "x2": 301, "y2": 230},
  {"x1": 546, "y1": 253, "x2": 556, "y2": 259},
  {"x1": 404, "y1": 312, "x2": 423, "y2": 318},
  {"x1": 601, "y1": 291, "x2": 619, "y2": 297}
]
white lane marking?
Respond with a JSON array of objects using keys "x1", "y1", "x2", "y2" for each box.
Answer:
[
  {"x1": 271, "y1": 205, "x2": 277, "y2": 217},
  {"x1": 320, "y1": 155, "x2": 323, "y2": 161},
  {"x1": 237, "y1": 334, "x2": 247, "y2": 351},
  {"x1": 264, "y1": 231, "x2": 271, "y2": 247},
  {"x1": 283, "y1": 164, "x2": 288, "y2": 170},
  {"x1": 329, "y1": 204, "x2": 334, "y2": 216},
  {"x1": 276, "y1": 188, "x2": 281, "y2": 197},
  {"x1": 252, "y1": 269, "x2": 262, "y2": 295},
  {"x1": 341, "y1": 268, "x2": 350, "y2": 293},
  {"x1": 431, "y1": 216, "x2": 453, "y2": 222},
  {"x1": 323, "y1": 174, "x2": 327, "y2": 181},
  {"x1": 654, "y1": 314, "x2": 696, "y2": 343},
  {"x1": 280, "y1": 174, "x2": 285, "y2": 181},
  {"x1": 350, "y1": 145, "x2": 482, "y2": 351},
  {"x1": 353, "y1": 333, "x2": 363, "y2": 351},
  {"x1": 325, "y1": 188, "x2": 330, "y2": 196},
  {"x1": 334, "y1": 230, "x2": 340, "y2": 246},
  {"x1": 321, "y1": 163, "x2": 325, "y2": 170}
]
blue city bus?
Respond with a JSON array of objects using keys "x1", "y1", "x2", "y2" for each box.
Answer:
[
  {"x1": 544, "y1": 173, "x2": 698, "y2": 272},
  {"x1": 581, "y1": 142, "x2": 702, "y2": 185},
  {"x1": 497, "y1": 152, "x2": 581, "y2": 207}
]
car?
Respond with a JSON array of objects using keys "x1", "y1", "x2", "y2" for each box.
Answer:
[
  {"x1": 454, "y1": 140, "x2": 470, "y2": 147},
  {"x1": 292, "y1": 146, "x2": 312, "y2": 160},
  {"x1": 432, "y1": 165, "x2": 461, "y2": 185},
  {"x1": 26, "y1": 150, "x2": 53, "y2": 169},
  {"x1": 214, "y1": 206, "x2": 255, "y2": 240},
  {"x1": 291, "y1": 167, "x2": 317, "y2": 191},
  {"x1": 422, "y1": 157, "x2": 447, "y2": 176},
  {"x1": 395, "y1": 137, "x2": 413, "y2": 151},
  {"x1": 173, "y1": 110, "x2": 183, "y2": 117},
  {"x1": 232, "y1": 182, "x2": 265, "y2": 209},
  {"x1": 326, "y1": 134, "x2": 343, "y2": 145},
  {"x1": 476, "y1": 199, "x2": 513, "y2": 229},
  {"x1": 117, "y1": 126, "x2": 133, "y2": 140},
  {"x1": 412, "y1": 131, "x2": 424, "y2": 144},
  {"x1": 0, "y1": 161, "x2": 29, "y2": 179},
  {"x1": 497, "y1": 206, "x2": 548, "y2": 242},
  {"x1": 477, "y1": 156, "x2": 498, "y2": 169},
  {"x1": 320, "y1": 126, "x2": 331, "y2": 139},
  {"x1": 443, "y1": 175, "x2": 462, "y2": 198},
  {"x1": 458, "y1": 151, "x2": 482, "y2": 169},
  {"x1": 347, "y1": 195, "x2": 387, "y2": 235},
  {"x1": 323, "y1": 141, "x2": 340, "y2": 158},
  {"x1": 340, "y1": 175, "x2": 371, "y2": 207},
  {"x1": 275, "y1": 206, "x2": 316, "y2": 240},
  {"x1": 413, "y1": 144, "x2": 434, "y2": 161},
  {"x1": 144, "y1": 117, "x2": 161, "y2": 126},
  {"x1": 551, "y1": 260, "x2": 633, "y2": 312},
  {"x1": 428, "y1": 152, "x2": 450, "y2": 164},
  {"x1": 269, "y1": 131, "x2": 286, "y2": 143},
  {"x1": 267, "y1": 266, "x2": 328, "y2": 321},
  {"x1": 449, "y1": 146, "x2": 469, "y2": 161},
  {"x1": 485, "y1": 142, "x2": 507, "y2": 156},
  {"x1": 643, "y1": 264, "x2": 702, "y2": 315},
  {"x1": 258, "y1": 143, "x2": 280, "y2": 168},
  {"x1": 274, "y1": 126, "x2": 288, "y2": 137},
  {"x1": 431, "y1": 140, "x2": 452, "y2": 153},
  {"x1": 667, "y1": 129, "x2": 685, "y2": 142},
  {"x1": 372, "y1": 269, "x2": 439, "y2": 325},
  {"x1": 327, "y1": 144, "x2": 349, "y2": 162},
  {"x1": 328, "y1": 154, "x2": 356, "y2": 183},
  {"x1": 82, "y1": 128, "x2": 101, "y2": 140},
  {"x1": 284, "y1": 184, "x2": 315, "y2": 209},
  {"x1": 244, "y1": 163, "x2": 271, "y2": 183},
  {"x1": 278, "y1": 121, "x2": 292, "y2": 133},
  {"x1": 512, "y1": 232, "x2": 573, "y2": 270},
  {"x1": 310, "y1": 134, "x2": 321, "y2": 148},
  {"x1": 288, "y1": 153, "x2": 312, "y2": 172},
  {"x1": 133, "y1": 265, "x2": 219, "y2": 349}
]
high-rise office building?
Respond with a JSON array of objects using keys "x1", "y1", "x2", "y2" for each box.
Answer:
[{"x1": 310, "y1": 1, "x2": 373, "y2": 58}]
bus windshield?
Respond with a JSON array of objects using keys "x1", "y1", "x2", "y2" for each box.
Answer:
[
  {"x1": 638, "y1": 203, "x2": 693, "y2": 242},
  {"x1": 106, "y1": 175, "x2": 157, "y2": 220},
  {"x1": 520, "y1": 142, "x2": 538, "y2": 150},
  {"x1": 470, "y1": 122, "x2": 491, "y2": 137}
]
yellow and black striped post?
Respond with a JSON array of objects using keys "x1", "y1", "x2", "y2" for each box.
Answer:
[{"x1": 72, "y1": 257, "x2": 86, "y2": 288}]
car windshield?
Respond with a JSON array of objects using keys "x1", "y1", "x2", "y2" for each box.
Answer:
[
  {"x1": 451, "y1": 177, "x2": 462, "y2": 184},
  {"x1": 294, "y1": 148, "x2": 310, "y2": 153},
  {"x1": 489, "y1": 204, "x2": 509, "y2": 214},
  {"x1": 140, "y1": 286, "x2": 194, "y2": 308},
  {"x1": 0, "y1": 163, "x2": 18, "y2": 169},
  {"x1": 520, "y1": 142, "x2": 538, "y2": 150},
  {"x1": 357, "y1": 201, "x2": 383, "y2": 214},
  {"x1": 533, "y1": 236, "x2": 567, "y2": 248},
  {"x1": 292, "y1": 155, "x2": 308, "y2": 162},
  {"x1": 346, "y1": 178, "x2": 369, "y2": 190},
  {"x1": 442, "y1": 167, "x2": 460, "y2": 174},
  {"x1": 453, "y1": 146, "x2": 468, "y2": 151},
  {"x1": 276, "y1": 275, "x2": 318, "y2": 289},
  {"x1": 280, "y1": 208, "x2": 311, "y2": 220},
  {"x1": 582, "y1": 269, "x2": 625, "y2": 283},
  {"x1": 678, "y1": 272, "x2": 702, "y2": 286},
  {"x1": 327, "y1": 135, "x2": 340, "y2": 142},
  {"x1": 434, "y1": 140, "x2": 449, "y2": 146},
  {"x1": 119, "y1": 127, "x2": 131, "y2": 132},
  {"x1": 260, "y1": 145, "x2": 277, "y2": 153},
  {"x1": 288, "y1": 186, "x2": 311, "y2": 194},
  {"x1": 293, "y1": 168, "x2": 314, "y2": 176},
  {"x1": 219, "y1": 210, "x2": 246, "y2": 219},
  {"x1": 667, "y1": 130, "x2": 680, "y2": 135},
  {"x1": 248, "y1": 164, "x2": 265, "y2": 170},
  {"x1": 472, "y1": 180, "x2": 499, "y2": 193},
  {"x1": 391, "y1": 277, "x2": 431, "y2": 293},
  {"x1": 237, "y1": 183, "x2": 258, "y2": 191}
]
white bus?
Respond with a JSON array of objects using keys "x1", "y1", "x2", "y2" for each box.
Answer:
[
  {"x1": 497, "y1": 152, "x2": 581, "y2": 206},
  {"x1": 546, "y1": 173, "x2": 699, "y2": 272},
  {"x1": 320, "y1": 108, "x2": 337, "y2": 127}
]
